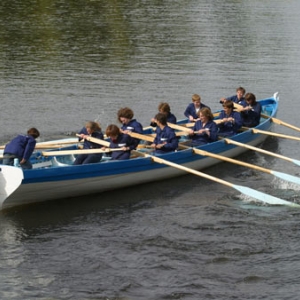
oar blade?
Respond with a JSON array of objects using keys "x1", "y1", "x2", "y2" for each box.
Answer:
[
  {"x1": 233, "y1": 184, "x2": 300, "y2": 207},
  {"x1": 271, "y1": 171, "x2": 300, "y2": 186},
  {"x1": 291, "y1": 159, "x2": 300, "y2": 167}
]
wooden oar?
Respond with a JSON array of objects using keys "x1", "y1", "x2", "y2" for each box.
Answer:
[
  {"x1": 37, "y1": 139, "x2": 79, "y2": 145},
  {"x1": 76, "y1": 134, "x2": 110, "y2": 147},
  {"x1": 167, "y1": 123, "x2": 191, "y2": 132},
  {"x1": 179, "y1": 145, "x2": 300, "y2": 186},
  {"x1": 233, "y1": 102, "x2": 244, "y2": 112},
  {"x1": 169, "y1": 120, "x2": 223, "y2": 132},
  {"x1": 252, "y1": 129, "x2": 300, "y2": 142},
  {"x1": 0, "y1": 140, "x2": 82, "y2": 150},
  {"x1": 0, "y1": 144, "x2": 64, "y2": 150},
  {"x1": 260, "y1": 115, "x2": 300, "y2": 133},
  {"x1": 127, "y1": 132, "x2": 154, "y2": 143},
  {"x1": 34, "y1": 144, "x2": 80, "y2": 149},
  {"x1": 128, "y1": 130, "x2": 187, "y2": 139},
  {"x1": 132, "y1": 150, "x2": 300, "y2": 207},
  {"x1": 42, "y1": 148, "x2": 123, "y2": 156},
  {"x1": 224, "y1": 138, "x2": 300, "y2": 167}
]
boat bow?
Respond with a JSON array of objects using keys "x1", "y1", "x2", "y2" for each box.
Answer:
[{"x1": 0, "y1": 165, "x2": 24, "y2": 209}]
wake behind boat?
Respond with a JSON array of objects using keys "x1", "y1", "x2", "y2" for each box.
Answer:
[{"x1": 2, "y1": 92, "x2": 298, "y2": 210}]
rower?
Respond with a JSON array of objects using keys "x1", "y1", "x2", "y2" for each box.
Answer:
[
  {"x1": 239, "y1": 93, "x2": 262, "y2": 127},
  {"x1": 150, "y1": 102, "x2": 177, "y2": 130},
  {"x1": 184, "y1": 94, "x2": 210, "y2": 123},
  {"x1": 217, "y1": 101, "x2": 243, "y2": 137},
  {"x1": 150, "y1": 113, "x2": 178, "y2": 155},
  {"x1": 117, "y1": 107, "x2": 143, "y2": 150},
  {"x1": 186, "y1": 107, "x2": 218, "y2": 146},
  {"x1": 220, "y1": 86, "x2": 246, "y2": 106}
]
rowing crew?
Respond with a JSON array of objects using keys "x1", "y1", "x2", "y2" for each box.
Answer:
[
  {"x1": 1, "y1": 87, "x2": 261, "y2": 168},
  {"x1": 71, "y1": 88, "x2": 261, "y2": 164}
]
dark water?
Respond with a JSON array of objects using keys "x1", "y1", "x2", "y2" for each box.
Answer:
[{"x1": 1, "y1": 0, "x2": 300, "y2": 299}]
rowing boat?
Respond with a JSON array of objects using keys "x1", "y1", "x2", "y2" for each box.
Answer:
[{"x1": 0, "y1": 93, "x2": 287, "y2": 210}]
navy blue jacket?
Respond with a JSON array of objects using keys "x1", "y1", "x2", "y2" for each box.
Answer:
[
  {"x1": 190, "y1": 120, "x2": 218, "y2": 146},
  {"x1": 4, "y1": 134, "x2": 36, "y2": 160},
  {"x1": 226, "y1": 95, "x2": 246, "y2": 106},
  {"x1": 121, "y1": 119, "x2": 143, "y2": 149},
  {"x1": 218, "y1": 111, "x2": 243, "y2": 137},
  {"x1": 153, "y1": 126, "x2": 178, "y2": 154},
  {"x1": 109, "y1": 133, "x2": 133, "y2": 160},
  {"x1": 241, "y1": 102, "x2": 262, "y2": 127},
  {"x1": 184, "y1": 103, "x2": 210, "y2": 120}
]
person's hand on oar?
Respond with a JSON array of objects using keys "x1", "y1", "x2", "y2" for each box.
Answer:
[
  {"x1": 77, "y1": 133, "x2": 88, "y2": 141},
  {"x1": 188, "y1": 128, "x2": 210, "y2": 135},
  {"x1": 74, "y1": 121, "x2": 104, "y2": 165},
  {"x1": 150, "y1": 141, "x2": 166, "y2": 150}
]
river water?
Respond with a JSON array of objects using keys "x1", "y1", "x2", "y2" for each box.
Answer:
[{"x1": 1, "y1": 0, "x2": 300, "y2": 299}]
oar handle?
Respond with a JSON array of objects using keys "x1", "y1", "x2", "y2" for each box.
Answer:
[
  {"x1": 127, "y1": 132, "x2": 154, "y2": 142},
  {"x1": 42, "y1": 148, "x2": 124, "y2": 156},
  {"x1": 76, "y1": 134, "x2": 110, "y2": 147}
]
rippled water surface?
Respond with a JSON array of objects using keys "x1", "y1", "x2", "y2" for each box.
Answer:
[{"x1": 1, "y1": 0, "x2": 300, "y2": 299}]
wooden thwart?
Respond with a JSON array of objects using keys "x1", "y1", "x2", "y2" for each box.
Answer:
[{"x1": 76, "y1": 134, "x2": 110, "y2": 147}]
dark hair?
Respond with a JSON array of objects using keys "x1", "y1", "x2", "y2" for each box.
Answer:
[
  {"x1": 105, "y1": 124, "x2": 120, "y2": 137},
  {"x1": 117, "y1": 107, "x2": 134, "y2": 122},
  {"x1": 222, "y1": 100, "x2": 234, "y2": 109},
  {"x1": 154, "y1": 113, "x2": 167, "y2": 125},
  {"x1": 244, "y1": 92, "x2": 256, "y2": 103},
  {"x1": 27, "y1": 127, "x2": 40, "y2": 139},
  {"x1": 236, "y1": 87, "x2": 246, "y2": 95},
  {"x1": 158, "y1": 102, "x2": 171, "y2": 114}
]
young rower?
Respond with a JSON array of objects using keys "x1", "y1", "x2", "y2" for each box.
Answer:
[
  {"x1": 150, "y1": 113, "x2": 178, "y2": 155},
  {"x1": 73, "y1": 121, "x2": 104, "y2": 165},
  {"x1": 117, "y1": 107, "x2": 143, "y2": 149},
  {"x1": 239, "y1": 92, "x2": 262, "y2": 127},
  {"x1": 218, "y1": 101, "x2": 243, "y2": 137},
  {"x1": 220, "y1": 86, "x2": 246, "y2": 106},
  {"x1": 150, "y1": 102, "x2": 177, "y2": 128},
  {"x1": 184, "y1": 94, "x2": 210, "y2": 122},
  {"x1": 187, "y1": 107, "x2": 218, "y2": 146},
  {"x1": 2, "y1": 127, "x2": 40, "y2": 169},
  {"x1": 105, "y1": 124, "x2": 134, "y2": 160}
]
